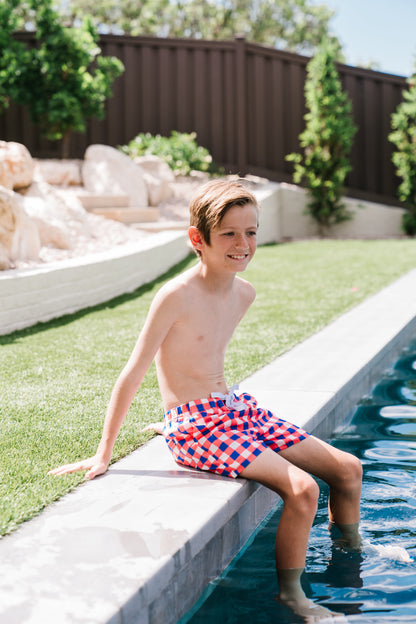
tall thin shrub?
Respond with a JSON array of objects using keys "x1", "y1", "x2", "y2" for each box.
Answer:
[
  {"x1": 286, "y1": 39, "x2": 356, "y2": 236},
  {"x1": 389, "y1": 66, "x2": 416, "y2": 236}
]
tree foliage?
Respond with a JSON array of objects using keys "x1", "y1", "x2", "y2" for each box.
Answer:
[
  {"x1": 63, "y1": 0, "x2": 340, "y2": 56},
  {"x1": 389, "y1": 68, "x2": 416, "y2": 236},
  {"x1": 286, "y1": 39, "x2": 356, "y2": 236},
  {"x1": 0, "y1": 0, "x2": 124, "y2": 156},
  {"x1": 0, "y1": 0, "x2": 31, "y2": 112}
]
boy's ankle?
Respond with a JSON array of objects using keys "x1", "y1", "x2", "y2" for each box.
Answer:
[
  {"x1": 330, "y1": 521, "x2": 362, "y2": 549},
  {"x1": 277, "y1": 567, "x2": 307, "y2": 603}
]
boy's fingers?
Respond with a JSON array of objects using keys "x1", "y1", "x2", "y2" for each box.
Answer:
[
  {"x1": 48, "y1": 459, "x2": 93, "y2": 476},
  {"x1": 141, "y1": 421, "x2": 164, "y2": 434}
]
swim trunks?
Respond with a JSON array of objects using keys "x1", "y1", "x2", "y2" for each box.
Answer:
[{"x1": 163, "y1": 387, "x2": 309, "y2": 478}]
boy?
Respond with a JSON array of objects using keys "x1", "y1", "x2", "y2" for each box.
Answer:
[{"x1": 50, "y1": 179, "x2": 362, "y2": 621}]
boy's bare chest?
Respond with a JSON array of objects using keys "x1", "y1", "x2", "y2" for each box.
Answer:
[{"x1": 185, "y1": 296, "x2": 242, "y2": 345}]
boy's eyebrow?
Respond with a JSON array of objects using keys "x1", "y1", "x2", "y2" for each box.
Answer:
[{"x1": 218, "y1": 222, "x2": 258, "y2": 228}]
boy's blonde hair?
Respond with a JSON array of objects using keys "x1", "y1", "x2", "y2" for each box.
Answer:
[{"x1": 189, "y1": 179, "x2": 258, "y2": 252}]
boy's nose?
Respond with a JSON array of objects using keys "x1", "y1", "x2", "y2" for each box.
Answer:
[{"x1": 235, "y1": 234, "x2": 249, "y2": 248}]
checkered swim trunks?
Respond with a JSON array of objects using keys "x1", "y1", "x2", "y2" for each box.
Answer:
[{"x1": 163, "y1": 387, "x2": 309, "y2": 478}]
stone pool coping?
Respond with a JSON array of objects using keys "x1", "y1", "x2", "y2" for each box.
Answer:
[{"x1": 1, "y1": 268, "x2": 416, "y2": 624}]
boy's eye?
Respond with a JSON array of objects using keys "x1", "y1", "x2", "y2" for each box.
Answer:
[{"x1": 247, "y1": 231, "x2": 257, "y2": 236}]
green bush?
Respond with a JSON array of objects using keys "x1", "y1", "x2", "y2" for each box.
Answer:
[
  {"x1": 120, "y1": 131, "x2": 220, "y2": 176},
  {"x1": 389, "y1": 69, "x2": 416, "y2": 236},
  {"x1": 286, "y1": 39, "x2": 356, "y2": 237},
  {"x1": 0, "y1": 0, "x2": 124, "y2": 157},
  {"x1": 0, "y1": 0, "x2": 30, "y2": 112}
]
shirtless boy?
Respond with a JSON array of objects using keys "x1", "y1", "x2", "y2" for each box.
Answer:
[{"x1": 50, "y1": 179, "x2": 362, "y2": 621}]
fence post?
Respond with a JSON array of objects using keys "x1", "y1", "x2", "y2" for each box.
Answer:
[{"x1": 235, "y1": 35, "x2": 247, "y2": 177}]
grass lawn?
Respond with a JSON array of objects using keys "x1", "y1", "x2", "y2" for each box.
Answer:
[{"x1": 1, "y1": 238, "x2": 416, "y2": 536}]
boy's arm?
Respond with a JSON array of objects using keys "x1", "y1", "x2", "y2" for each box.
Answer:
[{"x1": 49, "y1": 286, "x2": 180, "y2": 479}]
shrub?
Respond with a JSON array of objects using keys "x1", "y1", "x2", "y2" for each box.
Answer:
[
  {"x1": 286, "y1": 39, "x2": 356, "y2": 236},
  {"x1": 120, "y1": 131, "x2": 220, "y2": 176},
  {"x1": 0, "y1": 0, "x2": 30, "y2": 112},
  {"x1": 389, "y1": 69, "x2": 416, "y2": 236},
  {"x1": 1, "y1": 0, "x2": 124, "y2": 157}
]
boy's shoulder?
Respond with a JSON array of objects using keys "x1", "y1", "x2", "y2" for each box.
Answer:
[
  {"x1": 235, "y1": 275, "x2": 256, "y2": 303},
  {"x1": 154, "y1": 267, "x2": 197, "y2": 305},
  {"x1": 154, "y1": 268, "x2": 255, "y2": 309}
]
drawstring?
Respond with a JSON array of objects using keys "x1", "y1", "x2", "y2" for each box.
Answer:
[{"x1": 211, "y1": 385, "x2": 246, "y2": 409}]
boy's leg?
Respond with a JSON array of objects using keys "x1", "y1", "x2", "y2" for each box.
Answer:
[
  {"x1": 240, "y1": 447, "x2": 319, "y2": 569},
  {"x1": 240, "y1": 447, "x2": 343, "y2": 620},
  {"x1": 278, "y1": 435, "x2": 362, "y2": 530}
]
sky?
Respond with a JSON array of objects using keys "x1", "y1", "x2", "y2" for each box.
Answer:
[{"x1": 314, "y1": 0, "x2": 416, "y2": 77}]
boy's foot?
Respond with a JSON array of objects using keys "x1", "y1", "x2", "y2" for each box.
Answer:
[
  {"x1": 276, "y1": 594, "x2": 347, "y2": 623},
  {"x1": 276, "y1": 568, "x2": 347, "y2": 622}
]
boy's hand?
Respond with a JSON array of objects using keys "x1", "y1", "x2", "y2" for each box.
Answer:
[
  {"x1": 48, "y1": 456, "x2": 109, "y2": 480},
  {"x1": 141, "y1": 421, "x2": 164, "y2": 435}
]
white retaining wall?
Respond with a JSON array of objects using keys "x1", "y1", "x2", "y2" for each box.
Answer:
[
  {"x1": 278, "y1": 183, "x2": 405, "y2": 240},
  {"x1": 0, "y1": 182, "x2": 405, "y2": 336},
  {"x1": 0, "y1": 231, "x2": 189, "y2": 336}
]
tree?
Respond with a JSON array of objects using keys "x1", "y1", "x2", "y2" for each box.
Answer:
[
  {"x1": 64, "y1": 0, "x2": 341, "y2": 56},
  {"x1": 389, "y1": 67, "x2": 416, "y2": 236},
  {"x1": 0, "y1": 0, "x2": 31, "y2": 112},
  {"x1": 286, "y1": 39, "x2": 356, "y2": 236},
  {"x1": 2, "y1": 0, "x2": 124, "y2": 157}
]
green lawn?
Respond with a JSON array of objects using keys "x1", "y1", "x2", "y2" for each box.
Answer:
[{"x1": 1, "y1": 239, "x2": 416, "y2": 536}]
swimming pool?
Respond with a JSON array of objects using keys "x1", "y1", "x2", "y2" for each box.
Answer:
[{"x1": 179, "y1": 337, "x2": 416, "y2": 623}]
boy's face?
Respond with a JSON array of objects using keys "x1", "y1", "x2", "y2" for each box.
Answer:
[{"x1": 200, "y1": 203, "x2": 258, "y2": 272}]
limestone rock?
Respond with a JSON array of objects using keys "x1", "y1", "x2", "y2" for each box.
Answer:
[
  {"x1": 34, "y1": 159, "x2": 83, "y2": 186},
  {"x1": 0, "y1": 141, "x2": 34, "y2": 190},
  {"x1": 19, "y1": 180, "x2": 90, "y2": 250},
  {"x1": 134, "y1": 155, "x2": 174, "y2": 206},
  {"x1": 0, "y1": 160, "x2": 13, "y2": 190},
  {"x1": 82, "y1": 145, "x2": 148, "y2": 207},
  {"x1": 0, "y1": 186, "x2": 41, "y2": 269}
]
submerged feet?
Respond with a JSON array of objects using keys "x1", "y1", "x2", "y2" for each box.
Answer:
[
  {"x1": 276, "y1": 568, "x2": 347, "y2": 623},
  {"x1": 329, "y1": 521, "x2": 362, "y2": 550}
]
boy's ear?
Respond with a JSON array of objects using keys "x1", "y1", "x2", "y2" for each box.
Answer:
[{"x1": 188, "y1": 226, "x2": 204, "y2": 251}]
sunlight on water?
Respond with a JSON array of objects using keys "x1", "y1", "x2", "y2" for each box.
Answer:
[
  {"x1": 180, "y1": 338, "x2": 416, "y2": 623},
  {"x1": 364, "y1": 443, "x2": 416, "y2": 462},
  {"x1": 379, "y1": 405, "x2": 416, "y2": 419}
]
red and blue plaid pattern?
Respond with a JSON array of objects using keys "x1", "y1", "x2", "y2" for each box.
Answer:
[{"x1": 164, "y1": 392, "x2": 309, "y2": 478}]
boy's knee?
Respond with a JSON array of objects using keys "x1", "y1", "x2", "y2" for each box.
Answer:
[
  {"x1": 289, "y1": 475, "x2": 319, "y2": 515},
  {"x1": 344, "y1": 454, "x2": 362, "y2": 485},
  {"x1": 334, "y1": 453, "x2": 362, "y2": 492}
]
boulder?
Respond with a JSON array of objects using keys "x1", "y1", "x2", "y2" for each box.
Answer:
[
  {"x1": 0, "y1": 186, "x2": 41, "y2": 269},
  {"x1": 0, "y1": 141, "x2": 34, "y2": 190},
  {"x1": 134, "y1": 155, "x2": 175, "y2": 206},
  {"x1": 82, "y1": 144, "x2": 148, "y2": 207},
  {"x1": 19, "y1": 180, "x2": 90, "y2": 250},
  {"x1": 33, "y1": 159, "x2": 83, "y2": 186}
]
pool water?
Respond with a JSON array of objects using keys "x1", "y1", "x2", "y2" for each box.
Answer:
[{"x1": 180, "y1": 338, "x2": 416, "y2": 623}]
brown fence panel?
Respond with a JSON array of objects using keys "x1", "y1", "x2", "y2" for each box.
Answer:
[{"x1": 1, "y1": 33, "x2": 407, "y2": 206}]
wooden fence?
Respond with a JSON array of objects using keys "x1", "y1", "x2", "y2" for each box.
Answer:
[{"x1": 1, "y1": 33, "x2": 407, "y2": 206}]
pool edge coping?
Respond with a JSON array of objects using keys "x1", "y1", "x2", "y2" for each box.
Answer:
[{"x1": 1, "y1": 270, "x2": 416, "y2": 624}]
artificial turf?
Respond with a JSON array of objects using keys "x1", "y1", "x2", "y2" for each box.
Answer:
[{"x1": 1, "y1": 239, "x2": 416, "y2": 536}]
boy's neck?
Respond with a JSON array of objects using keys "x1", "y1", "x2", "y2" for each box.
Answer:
[{"x1": 196, "y1": 261, "x2": 237, "y2": 292}]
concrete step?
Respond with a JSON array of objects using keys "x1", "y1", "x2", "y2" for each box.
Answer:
[
  {"x1": 131, "y1": 219, "x2": 189, "y2": 232},
  {"x1": 89, "y1": 206, "x2": 160, "y2": 223},
  {"x1": 77, "y1": 194, "x2": 130, "y2": 209}
]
